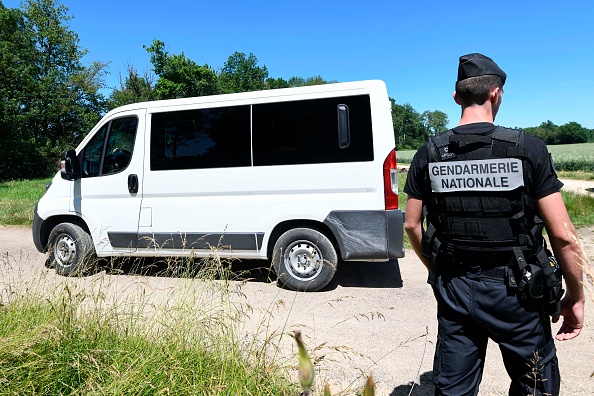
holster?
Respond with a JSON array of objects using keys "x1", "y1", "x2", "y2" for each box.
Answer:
[{"x1": 513, "y1": 246, "x2": 564, "y2": 316}]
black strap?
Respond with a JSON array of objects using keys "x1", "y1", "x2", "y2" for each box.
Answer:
[
  {"x1": 427, "y1": 235, "x2": 441, "y2": 286},
  {"x1": 450, "y1": 133, "x2": 492, "y2": 146},
  {"x1": 422, "y1": 222, "x2": 435, "y2": 258},
  {"x1": 512, "y1": 247, "x2": 529, "y2": 292}
]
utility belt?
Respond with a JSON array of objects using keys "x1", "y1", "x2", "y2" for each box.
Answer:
[
  {"x1": 428, "y1": 241, "x2": 564, "y2": 316},
  {"x1": 436, "y1": 250, "x2": 514, "y2": 283}
]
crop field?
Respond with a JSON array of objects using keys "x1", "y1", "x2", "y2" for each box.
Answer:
[
  {"x1": 548, "y1": 143, "x2": 594, "y2": 172},
  {"x1": 396, "y1": 149, "x2": 416, "y2": 165},
  {"x1": 396, "y1": 143, "x2": 594, "y2": 173}
]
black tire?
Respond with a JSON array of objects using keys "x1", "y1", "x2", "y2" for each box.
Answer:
[
  {"x1": 48, "y1": 223, "x2": 97, "y2": 276},
  {"x1": 272, "y1": 228, "x2": 338, "y2": 291}
]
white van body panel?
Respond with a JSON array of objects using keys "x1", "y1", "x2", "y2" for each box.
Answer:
[
  {"x1": 34, "y1": 81, "x2": 405, "y2": 275},
  {"x1": 36, "y1": 172, "x2": 73, "y2": 219}
]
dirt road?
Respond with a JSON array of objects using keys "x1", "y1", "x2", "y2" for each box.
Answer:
[
  {"x1": 559, "y1": 178, "x2": 594, "y2": 195},
  {"x1": 1, "y1": 225, "x2": 592, "y2": 395}
]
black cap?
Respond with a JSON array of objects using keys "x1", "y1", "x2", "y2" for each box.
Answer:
[{"x1": 457, "y1": 53, "x2": 506, "y2": 85}]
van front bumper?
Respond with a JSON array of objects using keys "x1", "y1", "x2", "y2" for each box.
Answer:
[
  {"x1": 32, "y1": 204, "x2": 45, "y2": 253},
  {"x1": 324, "y1": 209, "x2": 405, "y2": 261}
]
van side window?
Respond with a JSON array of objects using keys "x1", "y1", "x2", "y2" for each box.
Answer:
[
  {"x1": 81, "y1": 124, "x2": 107, "y2": 178},
  {"x1": 252, "y1": 95, "x2": 373, "y2": 166},
  {"x1": 102, "y1": 117, "x2": 138, "y2": 175},
  {"x1": 151, "y1": 106, "x2": 251, "y2": 171},
  {"x1": 81, "y1": 116, "x2": 138, "y2": 178}
]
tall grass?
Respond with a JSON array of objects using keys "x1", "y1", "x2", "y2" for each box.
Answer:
[{"x1": 0, "y1": 253, "x2": 297, "y2": 395}]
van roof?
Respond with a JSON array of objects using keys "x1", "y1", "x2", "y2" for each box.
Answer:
[{"x1": 105, "y1": 79, "x2": 387, "y2": 116}]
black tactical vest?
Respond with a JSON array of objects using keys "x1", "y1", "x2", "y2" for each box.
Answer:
[{"x1": 422, "y1": 126, "x2": 544, "y2": 269}]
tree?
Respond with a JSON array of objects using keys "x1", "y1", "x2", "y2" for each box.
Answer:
[
  {"x1": 144, "y1": 39, "x2": 220, "y2": 100},
  {"x1": 421, "y1": 110, "x2": 449, "y2": 137},
  {"x1": 0, "y1": 4, "x2": 37, "y2": 179},
  {"x1": 219, "y1": 52, "x2": 268, "y2": 93},
  {"x1": 286, "y1": 75, "x2": 336, "y2": 87},
  {"x1": 108, "y1": 64, "x2": 156, "y2": 109},
  {"x1": 264, "y1": 75, "x2": 335, "y2": 90},
  {"x1": 24, "y1": 0, "x2": 107, "y2": 160},
  {"x1": 391, "y1": 100, "x2": 426, "y2": 149},
  {"x1": 265, "y1": 77, "x2": 291, "y2": 89},
  {"x1": 525, "y1": 120, "x2": 558, "y2": 144},
  {"x1": 525, "y1": 121, "x2": 589, "y2": 145},
  {"x1": 557, "y1": 121, "x2": 588, "y2": 144},
  {"x1": 0, "y1": 0, "x2": 107, "y2": 180}
]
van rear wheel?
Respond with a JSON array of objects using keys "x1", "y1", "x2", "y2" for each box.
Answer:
[
  {"x1": 272, "y1": 228, "x2": 337, "y2": 291},
  {"x1": 48, "y1": 223, "x2": 97, "y2": 276}
]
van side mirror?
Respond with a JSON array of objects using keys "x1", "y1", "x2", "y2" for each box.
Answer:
[{"x1": 60, "y1": 149, "x2": 80, "y2": 180}]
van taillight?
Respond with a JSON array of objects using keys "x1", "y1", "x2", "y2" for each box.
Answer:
[{"x1": 383, "y1": 149, "x2": 399, "y2": 210}]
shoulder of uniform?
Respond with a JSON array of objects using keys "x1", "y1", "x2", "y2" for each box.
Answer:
[
  {"x1": 493, "y1": 126, "x2": 525, "y2": 142},
  {"x1": 494, "y1": 126, "x2": 523, "y2": 133},
  {"x1": 430, "y1": 129, "x2": 455, "y2": 146},
  {"x1": 478, "y1": 126, "x2": 524, "y2": 159},
  {"x1": 427, "y1": 130, "x2": 455, "y2": 162}
]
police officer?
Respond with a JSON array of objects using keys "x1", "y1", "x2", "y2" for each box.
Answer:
[{"x1": 404, "y1": 53, "x2": 585, "y2": 396}]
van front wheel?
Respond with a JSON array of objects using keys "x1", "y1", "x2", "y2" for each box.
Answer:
[
  {"x1": 48, "y1": 223, "x2": 97, "y2": 276},
  {"x1": 273, "y1": 228, "x2": 337, "y2": 291}
]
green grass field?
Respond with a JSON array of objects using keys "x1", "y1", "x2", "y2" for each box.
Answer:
[{"x1": 0, "y1": 178, "x2": 52, "y2": 226}]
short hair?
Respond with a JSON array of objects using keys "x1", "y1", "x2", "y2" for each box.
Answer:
[{"x1": 455, "y1": 75, "x2": 503, "y2": 107}]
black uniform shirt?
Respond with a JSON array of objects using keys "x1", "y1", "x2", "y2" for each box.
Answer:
[{"x1": 404, "y1": 122, "x2": 563, "y2": 202}]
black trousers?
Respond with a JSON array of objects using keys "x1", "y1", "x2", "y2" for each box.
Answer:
[{"x1": 431, "y1": 267, "x2": 559, "y2": 396}]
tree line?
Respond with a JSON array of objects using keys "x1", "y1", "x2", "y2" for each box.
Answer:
[{"x1": 1, "y1": 0, "x2": 592, "y2": 181}]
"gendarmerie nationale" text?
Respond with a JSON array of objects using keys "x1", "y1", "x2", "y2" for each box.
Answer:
[{"x1": 429, "y1": 158, "x2": 524, "y2": 192}]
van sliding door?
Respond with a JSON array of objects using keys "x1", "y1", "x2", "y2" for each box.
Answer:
[{"x1": 141, "y1": 105, "x2": 259, "y2": 255}]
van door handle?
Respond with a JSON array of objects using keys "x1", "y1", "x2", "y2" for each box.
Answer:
[{"x1": 128, "y1": 174, "x2": 139, "y2": 194}]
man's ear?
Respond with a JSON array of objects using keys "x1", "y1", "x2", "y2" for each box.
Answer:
[
  {"x1": 489, "y1": 86, "x2": 500, "y2": 103},
  {"x1": 453, "y1": 91, "x2": 461, "y2": 105}
]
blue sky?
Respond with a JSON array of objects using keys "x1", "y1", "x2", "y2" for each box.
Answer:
[{"x1": 5, "y1": 0, "x2": 594, "y2": 129}]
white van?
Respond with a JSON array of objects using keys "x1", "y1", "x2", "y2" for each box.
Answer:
[{"x1": 33, "y1": 80, "x2": 404, "y2": 291}]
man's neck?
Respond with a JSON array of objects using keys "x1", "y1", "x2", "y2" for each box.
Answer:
[{"x1": 458, "y1": 105, "x2": 495, "y2": 126}]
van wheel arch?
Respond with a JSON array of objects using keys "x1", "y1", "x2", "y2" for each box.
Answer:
[
  {"x1": 40, "y1": 215, "x2": 91, "y2": 253},
  {"x1": 267, "y1": 220, "x2": 339, "y2": 259}
]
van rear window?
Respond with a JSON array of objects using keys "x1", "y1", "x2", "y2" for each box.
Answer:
[{"x1": 252, "y1": 95, "x2": 373, "y2": 166}]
